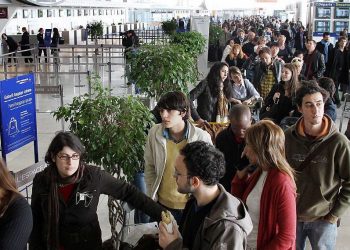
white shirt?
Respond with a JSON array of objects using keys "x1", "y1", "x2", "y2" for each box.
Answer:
[{"x1": 246, "y1": 171, "x2": 268, "y2": 249}]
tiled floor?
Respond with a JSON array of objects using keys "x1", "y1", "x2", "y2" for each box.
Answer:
[{"x1": 1, "y1": 53, "x2": 350, "y2": 249}]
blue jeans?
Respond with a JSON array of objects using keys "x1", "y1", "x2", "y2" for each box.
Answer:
[{"x1": 296, "y1": 220, "x2": 337, "y2": 250}]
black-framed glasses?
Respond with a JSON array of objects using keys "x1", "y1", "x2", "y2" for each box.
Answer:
[
  {"x1": 57, "y1": 154, "x2": 80, "y2": 161},
  {"x1": 173, "y1": 169, "x2": 191, "y2": 179}
]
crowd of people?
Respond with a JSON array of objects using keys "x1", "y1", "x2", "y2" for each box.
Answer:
[{"x1": 1, "y1": 15, "x2": 350, "y2": 250}]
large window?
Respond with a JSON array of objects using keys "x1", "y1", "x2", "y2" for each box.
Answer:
[{"x1": 38, "y1": 9, "x2": 43, "y2": 18}]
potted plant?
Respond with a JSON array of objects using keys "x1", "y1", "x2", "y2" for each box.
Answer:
[
  {"x1": 128, "y1": 44, "x2": 198, "y2": 100},
  {"x1": 88, "y1": 20, "x2": 104, "y2": 41},
  {"x1": 52, "y1": 75, "x2": 154, "y2": 248},
  {"x1": 208, "y1": 24, "x2": 223, "y2": 62},
  {"x1": 53, "y1": 74, "x2": 154, "y2": 178},
  {"x1": 161, "y1": 19, "x2": 177, "y2": 36},
  {"x1": 170, "y1": 31, "x2": 206, "y2": 59}
]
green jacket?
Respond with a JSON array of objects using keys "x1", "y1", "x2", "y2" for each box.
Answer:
[{"x1": 285, "y1": 116, "x2": 350, "y2": 221}]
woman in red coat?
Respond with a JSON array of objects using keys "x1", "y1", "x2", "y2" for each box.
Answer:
[{"x1": 231, "y1": 120, "x2": 296, "y2": 250}]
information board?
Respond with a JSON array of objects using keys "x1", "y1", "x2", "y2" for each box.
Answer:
[{"x1": 0, "y1": 74, "x2": 38, "y2": 158}]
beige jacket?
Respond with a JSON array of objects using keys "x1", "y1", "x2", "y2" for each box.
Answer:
[{"x1": 144, "y1": 121, "x2": 212, "y2": 200}]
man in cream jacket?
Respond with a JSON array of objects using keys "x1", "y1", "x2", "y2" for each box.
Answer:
[{"x1": 144, "y1": 91, "x2": 212, "y2": 223}]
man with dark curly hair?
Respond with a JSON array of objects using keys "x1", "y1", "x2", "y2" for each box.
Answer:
[{"x1": 159, "y1": 141, "x2": 252, "y2": 250}]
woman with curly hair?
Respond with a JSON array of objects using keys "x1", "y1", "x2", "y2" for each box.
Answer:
[
  {"x1": 190, "y1": 62, "x2": 231, "y2": 125},
  {"x1": 190, "y1": 62, "x2": 232, "y2": 123},
  {"x1": 225, "y1": 44, "x2": 248, "y2": 69},
  {"x1": 260, "y1": 63, "x2": 300, "y2": 124}
]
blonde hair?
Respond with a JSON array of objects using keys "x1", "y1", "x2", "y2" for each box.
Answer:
[
  {"x1": 230, "y1": 44, "x2": 244, "y2": 59},
  {"x1": 245, "y1": 120, "x2": 295, "y2": 184}
]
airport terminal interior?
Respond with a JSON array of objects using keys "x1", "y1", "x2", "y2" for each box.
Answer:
[{"x1": 1, "y1": 0, "x2": 350, "y2": 249}]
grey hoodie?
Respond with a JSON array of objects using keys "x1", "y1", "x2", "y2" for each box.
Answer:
[{"x1": 165, "y1": 184, "x2": 253, "y2": 250}]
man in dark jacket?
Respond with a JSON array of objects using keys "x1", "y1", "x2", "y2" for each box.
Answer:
[
  {"x1": 303, "y1": 39, "x2": 325, "y2": 80},
  {"x1": 294, "y1": 26, "x2": 307, "y2": 52},
  {"x1": 159, "y1": 141, "x2": 252, "y2": 250},
  {"x1": 19, "y1": 27, "x2": 33, "y2": 63},
  {"x1": 37, "y1": 28, "x2": 47, "y2": 63},
  {"x1": 242, "y1": 31, "x2": 256, "y2": 57},
  {"x1": 1, "y1": 33, "x2": 18, "y2": 65},
  {"x1": 316, "y1": 32, "x2": 334, "y2": 77},
  {"x1": 216, "y1": 104, "x2": 252, "y2": 191}
]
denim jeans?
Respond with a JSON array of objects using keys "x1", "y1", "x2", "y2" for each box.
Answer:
[{"x1": 296, "y1": 220, "x2": 337, "y2": 250}]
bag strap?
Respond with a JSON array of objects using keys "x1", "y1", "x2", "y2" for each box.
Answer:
[{"x1": 296, "y1": 134, "x2": 337, "y2": 172}]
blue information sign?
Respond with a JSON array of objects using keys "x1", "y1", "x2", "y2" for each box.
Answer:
[
  {"x1": 44, "y1": 28, "x2": 52, "y2": 47},
  {"x1": 0, "y1": 73, "x2": 38, "y2": 159}
]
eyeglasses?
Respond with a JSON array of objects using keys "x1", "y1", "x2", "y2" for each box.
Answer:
[
  {"x1": 173, "y1": 169, "x2": 191, "y2": 179},
  {"x1": 57, "y1": 154, "x2": 80, "y2": 161}
]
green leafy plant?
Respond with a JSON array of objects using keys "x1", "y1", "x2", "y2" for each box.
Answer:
[
  {"x1": 88, "y1": 21, "x2": 104, "y2": 39},
  {"x1": 209, "y1": 24, "x2": 224, "y2": 46},
  {"x1": 52, "y1": 75, "x2": 154, "y2": 180},
  {"x1": 161, "y1": 20, "x2": 177, "y2": 35},
  {"x1": 170, "y1": 31, "x2": 207, "y2": 58},
  {"x1": 129, "y1": 44, "x2": 197, "y2": 99}
]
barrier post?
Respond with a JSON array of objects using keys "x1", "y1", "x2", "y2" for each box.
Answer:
[
  {"x1": 3, "y1": 60, "x2": 7, "y2": 80},
  {"x1": 55, "y1": 61, "x2": 59, "y2": 86},
  {"x1": 87, "y1": 70, "x2": 92, "y2": 97},
  {"x1": 108, "y1": 61, "x2": 112, "y2": 95},
  {"x1": 59, "y1": 85, "x2": 65, "y2": 131},
  {"x1": 72, "y1": 47, "x2": 75, "y2": 72}
]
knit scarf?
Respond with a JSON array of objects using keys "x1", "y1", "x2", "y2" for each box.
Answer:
[
  {"x1": 47, "y1": 164, "x2": 85, "y2": 250},
  {"x1": 216, "y1": 86, "x2": 228, "y2": 122}
]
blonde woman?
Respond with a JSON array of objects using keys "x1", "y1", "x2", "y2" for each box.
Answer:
[
  {"x1": 232, "y1": 120, "x2": 296, "y2": 250},
  {"x1": 225, "y1": 44, "x2": 248, "y2": 69},
  {"x1": 221, "y1": 38, "x2": 235, "y2": 62}
]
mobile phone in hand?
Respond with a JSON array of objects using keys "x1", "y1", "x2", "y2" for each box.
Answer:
[{"x1": 237, "y1": 156, "x2": 250, "y2": 171}]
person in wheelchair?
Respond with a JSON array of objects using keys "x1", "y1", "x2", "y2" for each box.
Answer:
[{"x1": 227, "y1": 66, "x2": 260, "y2": 106}]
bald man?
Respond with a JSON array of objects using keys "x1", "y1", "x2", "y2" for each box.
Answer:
[{"x1": 216, "y1": 104, "x2": 252, "y2": 191}]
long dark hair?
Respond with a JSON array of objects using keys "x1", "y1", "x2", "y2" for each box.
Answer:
[
  {"x1": 0, "y1": 159, "x2": 21, "y2": 217},
  {"x1": 52, "y1": 28, "x2": 59, "y2": 37},
  {"x1": 282, "y1": 63, "x2": 299, "y2": 98},
  {"x1": 206, "y1": 62, "x2": 229, "y2": 96},
  {"x1": 45, "y1": 132, "x2": 86, "y2": 249},
  {"x1": 45, "y1": 131, "x2": 86, "y2": 167}
]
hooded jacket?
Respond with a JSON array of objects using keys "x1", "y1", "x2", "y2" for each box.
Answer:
[
  {"x1": 165, "y1": 184, "x2": 253, "y2": 250},
  {"x1": 144, "y1": 121, "x2": 212, "y2": 201},
  {"x1": 285, "y1": 116, "x2": 350, "y2": 221}
]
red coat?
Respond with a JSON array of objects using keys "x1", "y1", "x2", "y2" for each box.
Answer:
[{"x1": 231, "y1": 168, "x2": 296, "y2": 250}]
